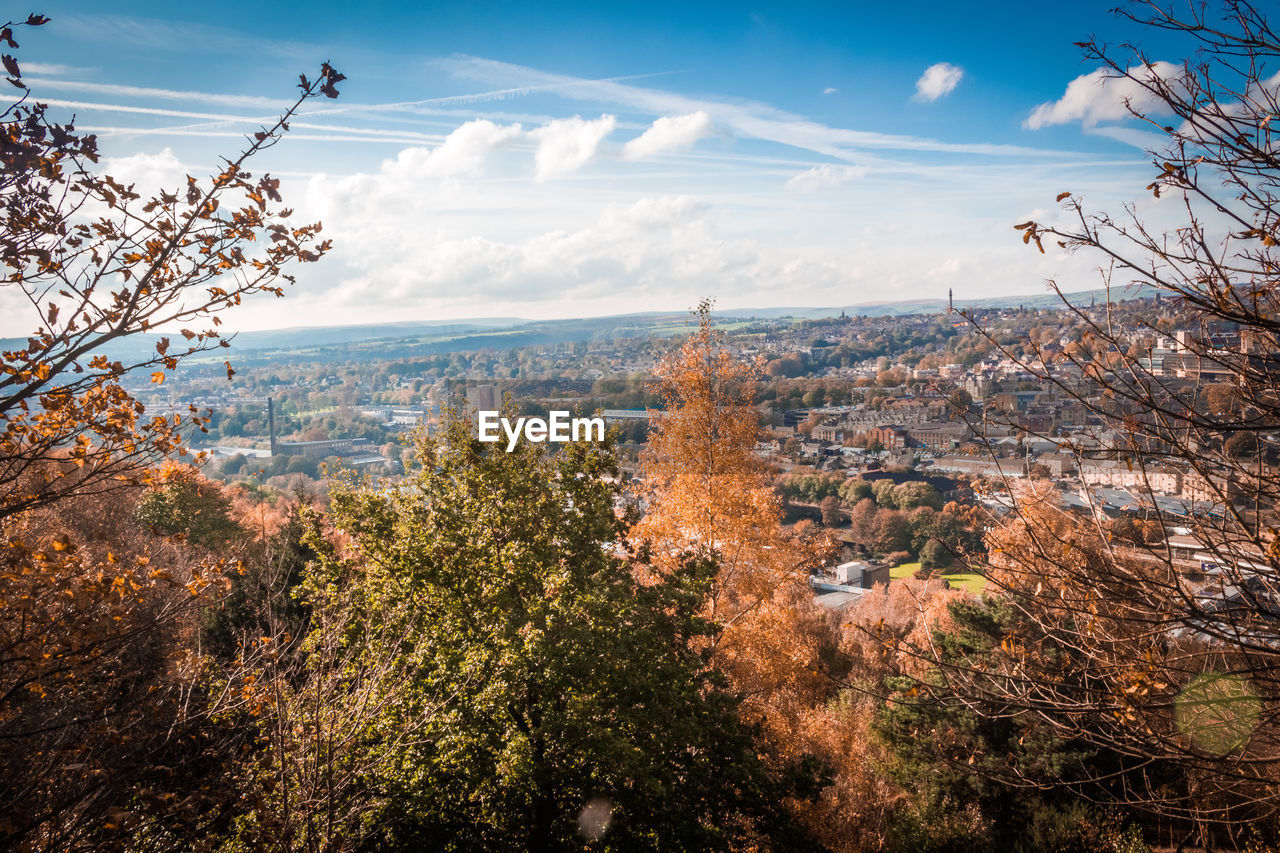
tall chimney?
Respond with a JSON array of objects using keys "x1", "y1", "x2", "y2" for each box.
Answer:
[{"x1": 267, "y1": 397, "x2": 277, "y2": 457}]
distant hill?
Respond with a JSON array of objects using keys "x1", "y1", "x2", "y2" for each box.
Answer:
[
  {"x1": 1, "y1": 284, "x2": 1159, "y2": 366},
  {"x1": 226, "y1": 317, "x2": 527, "y2": 350},
  {"x1": 716, "y1": 283, "x2": 1160, "y2": 319}
]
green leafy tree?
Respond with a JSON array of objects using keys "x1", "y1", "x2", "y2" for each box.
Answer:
[
  {"x1": 134, "y1": 462, "x2": 241, "y2": 548},
  {"x1": 839, "y1": 478, "x2": 872, "y2": 506},
  {"x1": 891, "y1": 481, "x2": 943, "y2": 512},
  {"x1": 288, "y1": 414, "x2": 814, "y2": 851},
  {"x1": 878, "y1": 598, "x2": 1138, "y2": 853},
  {"x1": 919, "y1": 538, "x2": 952, "y2": 571}
]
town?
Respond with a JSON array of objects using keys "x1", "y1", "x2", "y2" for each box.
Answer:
[{"x1": 128, "y1": 291, "x2": 1262, "y2": 609}]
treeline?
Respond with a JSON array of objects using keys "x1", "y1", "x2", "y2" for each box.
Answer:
[
  {"x1": 778, "y1": 472, "x2": 984, "y2": 568},
  {"x1": 200, "y1": 404, "x2": 395, "y2": 448}
]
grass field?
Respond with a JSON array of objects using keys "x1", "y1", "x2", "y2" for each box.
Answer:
[
  {"x1": 643, "y1": 319, "x2": 760, "y2": 336},
  {"x1": 936, "y1": 571, "x2": 988, "y2": 593},
  {"x1": 889, "y1": 561, "x2": 921, "y2": 580},
  {"x1": 888, "y1": 561, "x2": 987, "y2": 593}
]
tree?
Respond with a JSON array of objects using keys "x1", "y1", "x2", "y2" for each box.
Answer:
[
  {"x1": 941, "y1": 1, "x2": 1280, "y2": 840},
  {"x1": 872, "y1": 478, "x2": 898, "y2": 508},
  {"x1": 135, "y1": 462, "x2": 242, "y2": 548},
  {"x1": 891, "y1": 481, "x2": 943, "y2": 512},
  {"x1": 198, "y1": 496, "x2": 319, "y2": 661},
  {"x1": 946, "y1": 388, "x2": 974, "y2": 415},
  {"x1": 0, "y1": 16, "x2": 343, "y2": 521},
  {"x1": 872, "y1": 509, "x2": 910, "y2": 555},
  {"x1": 918, "y1": 538, "x2": 952, "y2": 571},
  {"x1": 820, "y1": 494, "x2": 843, "y2": 527},
  {"x1": 877, "y1": 596, "x2": 1144, "y2": 853},
  {"x1": 839, "y1": 477, "x2": 873, "y2": 506},
  {"x1": 633, "y1": 303, "x2": 842, "y2": 701},
  {"x1": 0, "y1": 18, "x2": 345, "y2": 849},
  {"x1": 848, "y1": 497, "x2": 880, "y2": 550},
  {"x1": 632, "y1": 302, "x2": 857, "y2": 845},
  {"x1": 0, "y1": 475, "x2": 244, "y2": 850},
  {"x1": 261, "y1": 413, "x2": 812, "y2": 851}
]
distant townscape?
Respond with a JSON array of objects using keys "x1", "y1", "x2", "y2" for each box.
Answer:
[{"x1": 164, "y1": 294, "x2": 1238, "y2": 514}]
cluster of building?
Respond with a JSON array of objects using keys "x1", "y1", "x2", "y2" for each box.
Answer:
[
  {"x1": 810, "y1": 560, "x2": 893, "y2": 609},
  {"x1": 763, "y1": 321, "x2": 1275, "y2": 524}
]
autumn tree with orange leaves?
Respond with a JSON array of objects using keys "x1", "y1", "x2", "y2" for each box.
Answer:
[
  {"x1": 0, "y1": 14, "x2": 342, "y2": 521},
  {"x1": 0, "y1": 14, "x2": 345, "y2": 849},
  {"x1": 913, "y1": 1, "x2": 1280, "y2": 846},
  {"x1": 633, "y1": 301, "x2": 892, "y2": 847},
  {"x1": 632, "y1": 300, "x2": 841, "y2": 703}
]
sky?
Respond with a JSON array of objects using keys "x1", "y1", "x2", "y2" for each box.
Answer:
[{"x1": 5, "y1": 1, "x2": 1203, "y2": 333}]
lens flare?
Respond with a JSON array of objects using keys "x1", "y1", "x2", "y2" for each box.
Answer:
[
  {"x1": 1174, "y1": 673, "x2": 1261, "y2": 756},
  {"x1": 578, "y1": 796, "x2": 613, "y2": 841}
]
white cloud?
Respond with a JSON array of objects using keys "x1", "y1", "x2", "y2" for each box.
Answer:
[
  {"x1": 823, "y1": 87, "x2": 838, "y2": 95},
  {"x1": 322, "y1": 194, "x2": 808, "y2": 307},
  {"x1": 25, "y1": 76, "x2": 290, "y2": 110},
  {"x1": 529, "y1": 114, "x2": 617, "y2": 180},
  {"x1": 1025, "y1": 61, "x2": 1181, "y2": 129},
  {"x1": 214, "y1": 139, "x2": 1154, "y2": 334},
  {"x1": 786, "y1": 163, "x2": 869, "y2": 192},
  {"x1": 443, "y1": 55, "x2": 1078, "y2": 159},
  {"x1": 622, "y1": 111, "x2": 713, "y2": 160},
  {"x1": 383, "y1": 119, "x2": 522, "y2": 179},
  {"x1": 0, "y1": 27, "x2": 1189, "y2": 336},
  {"x1": 36, "y1": 97, "x2": 439, "y2": 145},
  {"x1": 100, "y1": 148, "x2": 187, "y2": 195},
  {"x1": 914, "y1": 62, "x2": 964, "y2": 102},
  {"x1": 1086, "y1": 124, "x2": 1171, "y2": 151},
  {"x1": 21, "y1": 62, "x2": 92, "y2": 77}
]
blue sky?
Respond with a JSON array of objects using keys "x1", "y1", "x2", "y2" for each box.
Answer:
[{"x1": 5, "y1": 2, "x2": 1197, "y2": 331}]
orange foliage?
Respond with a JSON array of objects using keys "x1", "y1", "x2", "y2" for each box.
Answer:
[
  {"x1": 0, "y1": 475, "x2": 237, "y2": 847},
  {"x1": 779, "y1": 578, "x2": 970, "y2": 852},
  {"x1": 790, "y1": 694, "x2": 904, "y2": 851},
  {"x1": 628, "y1": 303, "x2": 934, "y2": 845},
  {"x1": 632, "y1": 301, "x2": 836, "y2": 706},
  {"x1": 0, "y1": 20, "x2": 345, "y2": 847},
  {"x1": 0, "y1": 17, "x2": 343, "y2": 522}
]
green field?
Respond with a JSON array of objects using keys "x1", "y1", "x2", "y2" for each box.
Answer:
[
  {"x1": 642, "y1": 319, "x2": 760, "y2": 336},
  {"x1": 889, "y1": 561, "x2": 921, "y2": 580},
  {"x1": 936, "y1": 571, "x2": 987, "y2": 593},
  {"x1": 888, "y1": 561, "x2": 987, "y2": 593}
]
